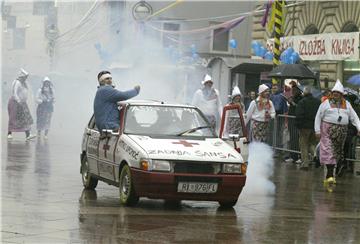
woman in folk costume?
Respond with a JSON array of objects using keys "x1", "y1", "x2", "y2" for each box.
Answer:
[
  {"x1": 192, "y1": 74, "x2": 222, "y2": 130},
  {"x1": 36, "y1": 77, "x2": 55, "y2": 138},
  {"x1": 7, "y1": 68, "x2": 36, "y2": 140},
  {"x1": 223, "y1": 86, "x2": 245, "y2": 137},
  {"x1": 229, "y1": 86, "x2": 245, "y2": 111},
  {"x1": 314, "y1": 80, "x2": 360, "y2": 187},
  {"x1": 245, "y1": 84, "x2": 276, "y2": 142}
]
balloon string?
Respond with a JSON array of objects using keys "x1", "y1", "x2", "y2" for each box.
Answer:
[{"x1": 146, "y1": 0, "x2": 184, "y2": 21}]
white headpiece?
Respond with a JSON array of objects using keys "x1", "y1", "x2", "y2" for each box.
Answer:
[
  {"x1": 98, "y1": 73, "x2": 112, "y2": 83},
  {"x1": 231, "y1": 86, "x2": 242, "y2": 98},
  {"x1": 43, "y1": 76, "x2": 50, "y2": 82},
  {"x1": 332, "y1": 79, "x2": 344, "y2": 94},
  {"x1": 202, "y1": 74, "x2": 212, "y2": 85},
  {"x1": 258, "y1": 84, "x2": 269, "y2": 94},
  {"x1": 19, "y1": 68, "x2": 29, "y2": 78}
]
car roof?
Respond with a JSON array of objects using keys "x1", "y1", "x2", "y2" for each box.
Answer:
[{"x1": 118, "y1": 99, "x2": 196, "y2": 109}]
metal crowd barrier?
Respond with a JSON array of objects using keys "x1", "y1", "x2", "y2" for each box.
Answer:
[
  {"x1": 267, "y1": 114, "x2": 300, "y2": 154},
  {"x1": 264, "y1": 114, "x2": 360, "y2": 173}
]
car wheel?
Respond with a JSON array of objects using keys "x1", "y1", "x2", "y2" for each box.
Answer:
[
  {"x1": 81, "y1": 156, "x2": 98, "y2": 190},
  {"x1": 119, "y1": 164, "x2": 139, "y2": 206},
  {"x1": 218, "y1": 200, "x2": 237, "y2": 208}
]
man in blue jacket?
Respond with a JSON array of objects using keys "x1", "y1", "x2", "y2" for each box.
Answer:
[{"x1": 94, "y1": 71, "x2": 140, "y2": 131}]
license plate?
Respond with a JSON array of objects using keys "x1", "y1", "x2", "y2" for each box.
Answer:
[{"x1": 177, "y1": 182, "x2": 218, "y2": 193}]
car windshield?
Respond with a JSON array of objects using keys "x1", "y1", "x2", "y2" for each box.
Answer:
[{"x1": 124, "y1": 105, "x2": 215, "y2": 137}]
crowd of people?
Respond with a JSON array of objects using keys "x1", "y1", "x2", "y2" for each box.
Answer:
[
  {"x1": 188, "y1": 74, "x2": 360, "y2": 189},
  {"x1": 9, "y1": 68, "x2": 357, "y2": 190},
  {"x1": 7, "y1": 68, "x2": 55, "y2": 141}
]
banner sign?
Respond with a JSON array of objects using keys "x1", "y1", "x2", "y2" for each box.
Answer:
[{"x1": 266, "y1": 32, "x2": 359, "y2": 61}]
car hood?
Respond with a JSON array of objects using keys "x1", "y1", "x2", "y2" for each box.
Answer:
[{"x1": 128, "y1": 135, "x2": 243, "y2": 163}]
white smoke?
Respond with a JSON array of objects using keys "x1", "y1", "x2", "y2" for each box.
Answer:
[{"x1": 242, "y1": 142, "x2": 276, "y2": 196}]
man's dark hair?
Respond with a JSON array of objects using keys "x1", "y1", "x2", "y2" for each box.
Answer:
[{"x1": 97, "y1": 70, "x2": 111, "y2": 81}]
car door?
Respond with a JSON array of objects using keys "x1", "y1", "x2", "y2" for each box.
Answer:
[
  {"x1": 97, "y1": 105, "x2": 125, "y2": 181},
  {"x1": 98, "y1": 133, "x2": 118, "y2": 181},
  {"x1": 219, "y1": 104, "x2": 249, "y2": 161},
  {"x1": 86, "y1": 115, "x2": 100, "y2": 176}
]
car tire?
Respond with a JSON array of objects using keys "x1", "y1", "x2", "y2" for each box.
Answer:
[
  {"x1": 119, "y1": 164, "x2": 139, "y2": 206},
  {"x1": 218, "y1": 200, "x2": 237, "y2": 208},
  {"x1": 81, "y1": 156, "x2": 98, "y2": 190}
]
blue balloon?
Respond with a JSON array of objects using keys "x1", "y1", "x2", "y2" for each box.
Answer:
[
  {"x1": 280, "y1": 49, "x2": 292, "y2": 63},
  {"x1": 259, "y1": 46, "x2": 267, "y2": 57},
  {"x1": 254, "y1": 45, "x2": 261, "y2": 56},
  {"x1": 190, "y1": 44, "x2": 196, "y2": 54},
  {"x1": 251, "y1": 41, "x2": 261, "y2": 55},
  {"x1": 264, "y1": 51, "x2": 273, "y2": 60},
  {"x1": 251, "y1": 41, "x2": 260, "y2": 49},
  {"x1": 289, "y1": 55, "x2": 296, "y2": 64},
  {"x1": 291, "y1": 52, "x2": 300, "y2": 63},
  {"x1": 253, "y1": 46, "x2": 260, "y2": 56},
  {"x1": 286, "y1": 47, "x2": 295, "y2": 54},
  {"x1": 94, "y1": 43, "x2": 101, "y2": 50},
  {"x1": 229, "y1": 39, "x2": 238, "y2": 49}
]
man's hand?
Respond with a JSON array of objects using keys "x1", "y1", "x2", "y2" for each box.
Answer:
[
  {"x1": 315, "y1": 133, "x2": 321, "y2": 139},
  {"x1": 134, "y1": 85, "x2": 140, "y2": 93}
]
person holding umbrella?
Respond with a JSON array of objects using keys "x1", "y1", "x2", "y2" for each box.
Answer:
[{"x1": 315, "y1": 79, "x2": 360, "y2": 188}]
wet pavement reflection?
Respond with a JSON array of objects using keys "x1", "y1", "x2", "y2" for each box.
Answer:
[{"x1": 2, "y1": 138, "x2": 360, "y2": 243}]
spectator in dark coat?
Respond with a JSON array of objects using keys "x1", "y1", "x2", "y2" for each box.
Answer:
[
  {"x1": 288, "y1": 82, "x2": 303, "y2": 162},
  {"x1": 295, "y1": 86, "x2": 321, "y2": 170}
]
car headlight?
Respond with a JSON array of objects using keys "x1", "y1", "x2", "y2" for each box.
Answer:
[
  {"x1": 140, "y1": 159, "x2": 171, "y2": 172},
  {"x1": 223, "y1": 163, "x2": 243, "y2": 174},
  {"x1": 151, "y1": 160, "x2": 171, "y2": 172}
]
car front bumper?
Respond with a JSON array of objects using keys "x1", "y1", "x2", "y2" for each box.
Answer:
[{"x1": 130, "y1": 168, "x2": 246, "y2": 202}]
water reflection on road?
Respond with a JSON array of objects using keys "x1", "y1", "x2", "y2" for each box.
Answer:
[{"x1": 2, "y1": 138, "x2": 360, "y2": 243}]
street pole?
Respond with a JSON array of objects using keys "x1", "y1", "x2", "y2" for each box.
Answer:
[{"x1": 272, "y1": 0, "x2": 284, "y2": 85}]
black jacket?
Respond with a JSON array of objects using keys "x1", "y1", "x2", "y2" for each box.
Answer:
[
  {"x1": 288, "y1": 94, "x2": 303, "y2": 116},
  {"x1": 295, "y1": 94, "x2": 321, "y2": 129}
]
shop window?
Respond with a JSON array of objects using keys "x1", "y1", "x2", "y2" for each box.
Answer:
[
  {"x1": 13, "y1": 28, "x2": 26, "y2": 49},
  {"x1": 304, "y1": 24, "x2": 319, "y2": 35},
  {"x1": 162, "y1": 22, "x2": 180, "y2": 48},
  {"x1": 341, "y1": 22, "x2": 359, "y2": 33},
  {"x1": 344, "y1": 60, "x2": 360, "y2": 84},
  {"x1": 211, "y1": 25, "x2": 229, "y2": 52}
]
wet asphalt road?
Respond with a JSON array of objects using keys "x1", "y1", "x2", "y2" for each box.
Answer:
[{"x1": 2, "y1": 135, "x2": 360, "y2": 244}]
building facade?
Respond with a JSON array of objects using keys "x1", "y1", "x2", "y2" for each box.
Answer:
[
  {"x1": 252, "y1": 0, "x2": 360, "y2": 88},
  {"x1": 2, "y1": 1, "x2": 268, "y2": 106}
]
